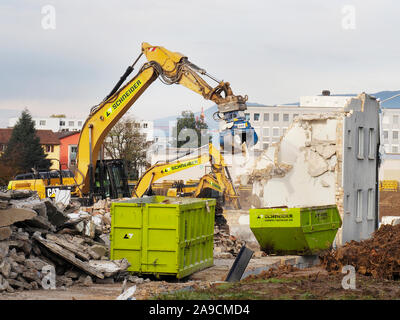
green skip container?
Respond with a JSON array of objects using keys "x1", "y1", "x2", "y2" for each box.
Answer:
[
  {"x1": 110, "y1": 196, "x2": 215, "y2": 278},
  {"x1": 249, "y1": 205, "x2": 342, "y2": 255}
]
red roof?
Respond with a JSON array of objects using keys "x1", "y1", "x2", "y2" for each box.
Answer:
[
  {"x1": 0, "y1": 128, "x2": 60, "y2": 145},
  {"x1": 56, "y1": 131, "x2": 80, "y2": 140}
]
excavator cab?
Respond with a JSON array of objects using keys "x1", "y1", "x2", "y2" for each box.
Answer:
[{"x1": 92, "y1": 159, "x2": 130, "y2": 200}]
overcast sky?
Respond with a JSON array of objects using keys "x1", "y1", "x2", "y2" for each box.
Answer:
[{"x1": 0, "y1": 0, "x2": 398, "y2": 120}]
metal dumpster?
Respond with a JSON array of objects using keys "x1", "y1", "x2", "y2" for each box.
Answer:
[
  {"x1": 249, "y1": 205, "x2": 342, "y2": 255},
  {"x1": 110, "y1": 196, "x2": 215, "y2": 278}
]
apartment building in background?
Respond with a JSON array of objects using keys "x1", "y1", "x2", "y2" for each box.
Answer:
[
  {"x1": 8, "y1": 116, "x2": 85, "y2": 132},
  {"x1": 381, "y1": 108, "x2": 400, "y2": 154}
]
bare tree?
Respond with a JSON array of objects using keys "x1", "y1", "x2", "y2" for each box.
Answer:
[{"x1": 103, "y1": 117, "x2": 150, "y2": 180}]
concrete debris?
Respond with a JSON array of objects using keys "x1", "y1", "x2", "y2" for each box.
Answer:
[
  {"x1": 214, "y1": 225, "x2": 245, "y2": 258},
  {"x1": 116, "y1": 284, "x2": 137, "y2": 300},
  {"x1": 88, "y1": 259, "x2": 130, "y2": 277},
  {"x1": 0, "y1": 208, "x2": 37, "y2": 228}
]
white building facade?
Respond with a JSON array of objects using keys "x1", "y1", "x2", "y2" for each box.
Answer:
[{"x1": 9, "y1": 116, "x2": 85, "y2": 132}]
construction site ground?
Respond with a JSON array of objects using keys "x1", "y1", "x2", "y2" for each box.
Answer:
[
  {"x1": 1, "y1": 255, "x2": 400, "y2": 300},
  {"x1": 2, "y1": 264, "x2": 400, "y2": 300}
]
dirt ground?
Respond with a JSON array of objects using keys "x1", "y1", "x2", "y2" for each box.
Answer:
[
  {"x1": 2, "y1": 264, "x2": 400, "y2": 300},
  {"x1": 155, "y1": 266, "x2": 400, "y2": 300}
]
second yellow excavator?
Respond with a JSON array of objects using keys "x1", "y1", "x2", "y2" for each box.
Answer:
[{"x1": 132, "y1": 143, "x2": 240, "y2": 209}]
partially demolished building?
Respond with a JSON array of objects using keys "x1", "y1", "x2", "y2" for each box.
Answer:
[{"x1": 237, "y1": 93, "x2": 381, "y2": 246}]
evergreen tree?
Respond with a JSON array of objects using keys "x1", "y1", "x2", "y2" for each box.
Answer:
[{"x1": 1, "y1": 109, "x2": 51, "y2": 173}]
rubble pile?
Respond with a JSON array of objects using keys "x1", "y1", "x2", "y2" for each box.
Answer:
[
  {"x1": 320, "y1": 224, "x2": 400, "y2": 280},
  {"x1": 213, "y1": 226, "x2": 245, "y2": 259},
  {"x1": 0, "y1": 190, "x2": 129, "y2": 293}
]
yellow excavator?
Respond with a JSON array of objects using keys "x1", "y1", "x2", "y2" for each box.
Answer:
[
  {"x1": 132, "y1": 142, "x2": 240, "y2": 209},
  {"x1": 8, "y1": 43, "x2": 256, "y2": 203}
]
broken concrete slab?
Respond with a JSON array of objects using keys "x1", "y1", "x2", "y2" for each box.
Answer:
[
  {"x1": 0, "y1": 191, "x2": 11, "y2": 201},
  {"x1": 45, "y1": 234, "x2": 91, "y2": 261},
  {"x1": 32, "y1": 233, "x2": 104, "y2": 279},
  {"x1": 90, "y1": 244, "x2": 107, "y2": 259},
  {"x1": 88, "y1": 259, "x2": 130, "y2": 277},
  {"x1": 43, "y1": 199, "x2": 69, "y2": 227},
  {"x1": 23, "y1": 215, "x2": 55, "y2": 231},
  {"x1": 0, "y1": 227, "x2": 12, "y2": 241},
  {"x1": 307, "y1": 150, "x2": 329, "y2": 177},
  {"x1": 0, "y1": 208, "x2": 37, "y2": 228}
]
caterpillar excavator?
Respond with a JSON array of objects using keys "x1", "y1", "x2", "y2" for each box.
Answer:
[
  {"x1": 132, "y1": 142, "x2": 240, "y2": 209},
  {"x1": 8, "y1": 42, "x2": 258, "y2": 203}
]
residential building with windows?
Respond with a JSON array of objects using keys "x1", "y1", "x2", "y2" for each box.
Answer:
[
  {"x1": 8, "y1": 116, "x2": 85, "y2": 132},
  {"x1": 243, "y1": 95, "x2": 347, "y2": 153},
  {"x1": 381, "y1": 108, "x2": 400, "y2": 154},
  {"x1": 0, "y1": 128, "x2": 60, "y2": 170},
  {"x1": 56, "y1": 131, "x2": 80, "y2": 171}
]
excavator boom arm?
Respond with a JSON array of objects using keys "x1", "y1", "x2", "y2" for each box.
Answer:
[{"x1": 75, "y1": 43, "x2": 250, "y2": 197}]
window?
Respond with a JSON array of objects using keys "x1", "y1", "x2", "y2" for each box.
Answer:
[
  {"x1": 46, "y1": 145, "x2": 54, "y2": 153},
  {"x1": 263, "y1": 143, "x2": 269, "y2": 150},
  {"x1": 40, "y1": 120, "x2": 46, "y2": 126},
  {"x1": 356, "y1": 190, "x2": 363, "y2": 222},
  {"x1": 143, "y1": 123, "x2": 148, "y2": 128},
  {"x1": 69, "y1": 145, "x2": 78, "y2": 167},
  {"x1": 393, "y1": 115, "x2": 399, "y2": 124},
  {"x1": 272, "y1": 127, "x2": 280, "y2": 137},
  {"x1": 264, "y1": 113, "x2": 270, "y2": 122},
  {"x1": 273, "y1": 113, "x2": 279, "y2": 122},
  {"x1": 392, "y1": 145, "x2": 399, "y2": 153},
  {"x1": 367, "y1": 189, "x2": 374, "y2": 220},
  {"x1": 245, "y1": 113, "x2": 250, "y2": 120},
  {"x1": 383, "y1": 130, "x2": 388, "y2": 141},
  {"x1": 60, "y1": 121, "x2": 65, "y2": 126},
  {"x1": 357, "y1": 127, "x2": 364, "y2": 159},
  {"x1": 393, "y1": 130, "x2": 399, "y2": 140},
  {"x1": 384, "y1": 144, "x2": 390, "y2": 153},
  {"x1": 282, "y1": 127, "x2": 288, "y2": 135},
  {"x1": 347, "y1": 129, "x2": 352, "y2": 149},
  {"x1": 254, "y1": 113, "x2": 260, "y2": 121},
  {"x1": 263, "y1": 128, "x2": 269, "y2": 137},
  {"x1": 283, "y1": 114, "x2": 289, "y2": 122},
  {"x1": 78, "y1": 121, "x2": 82, "y2": 127},
  {"x1": 368, "y1": 128, "x2": 375, "y2": 159},
  {"x1": 68, "y1": 121, "x2": 74, "y2": 126}
]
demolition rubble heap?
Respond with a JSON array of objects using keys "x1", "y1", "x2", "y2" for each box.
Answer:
[
  {"x1": 320, "y1": 224, "x2": 400, "y2": 280},
  {"x1": 0, "y1": 190, "x2": 129, "y2": 293}
]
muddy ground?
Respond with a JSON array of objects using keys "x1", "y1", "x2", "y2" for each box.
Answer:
[
  {"x1": 1, "y1": 265, "x2": 400, "y2": 300},
  {"x1": 156, "y1": 266, "x2": 400, "y2": 300}
]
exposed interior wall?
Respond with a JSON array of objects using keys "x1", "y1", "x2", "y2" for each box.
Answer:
[
  {"x1": 235, "y1": 93, "x2": 380, "y2": 247},
  {"x1": 237, "y1": 113, "x2": 344, "y2": 210}
]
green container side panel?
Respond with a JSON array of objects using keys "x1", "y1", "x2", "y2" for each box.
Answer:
[
  {"x1": 250, "y1": 205, "x2": 342, "y2": 255},
  {"x1": 110, "y1": 196, "x2": 215, "y2": 278}
]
